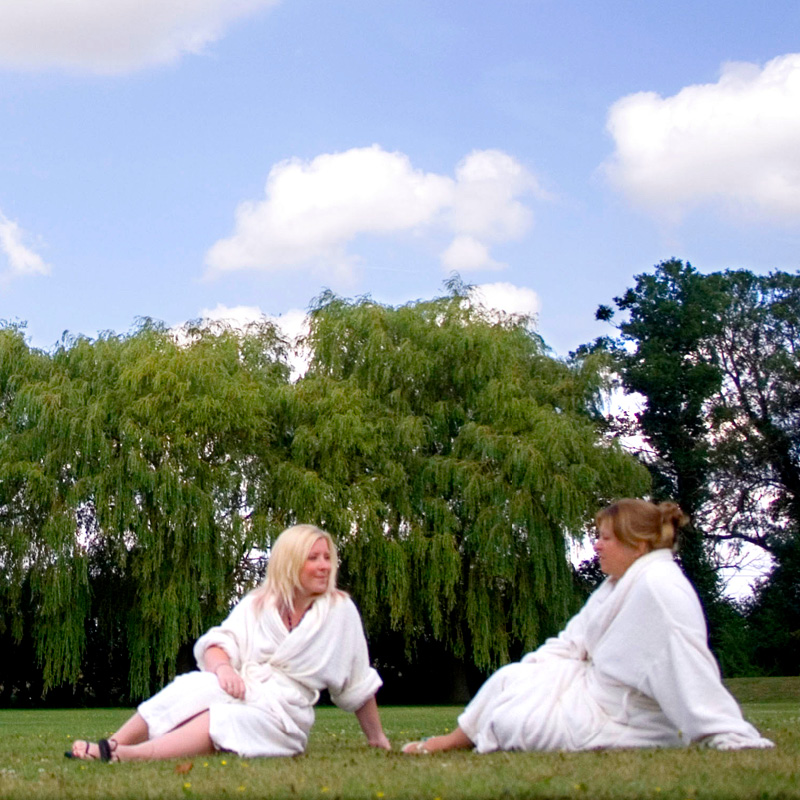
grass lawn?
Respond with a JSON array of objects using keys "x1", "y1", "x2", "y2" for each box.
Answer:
[{"x1": 0, "y1": 677, "x2": 797, "y2": 799}]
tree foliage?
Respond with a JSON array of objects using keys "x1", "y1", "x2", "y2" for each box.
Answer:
[
  {"x1": 597, "y1": 260, "x2": 800, "y2": 558},
  {"x1": 0, "y1": 283, "x2": 650, "y2": 702},
  {"x1": 745, "y1": 545, "x2": 800, "y2": 675},
  {"x1": 278, "y1": 284, "x2": 650, "y2": 671},
  {"x1": 593, "y1": 260, "x2": 727, "y2": 604},
  {"x1": 594, "y1": 260, "x2": 800, "y2": 674},
  {"x1": 0, "y1": 320, "x2": 288, "y2": 699}
]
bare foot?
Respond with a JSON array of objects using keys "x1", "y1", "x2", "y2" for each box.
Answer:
[
  {"x1": 70, "y1": 740, "x2": 94, "y2": 759},
  {"x1": 402, "y1": 740, "x2": 431, "y2": 754},
  {"x1": 402, "y1": 728, "x2": 474, "y2": 754},
  {"x1": 70, "y1": 738, "x2": 118, "y2": 762}
]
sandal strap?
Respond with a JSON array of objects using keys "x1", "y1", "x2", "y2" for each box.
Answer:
[{"x1": 97, "y1": 739, "x2": 118, "y2": 762}]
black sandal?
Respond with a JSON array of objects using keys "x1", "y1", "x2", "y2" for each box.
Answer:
[
  {"x1": 64, "y1": 740, "x2": 90, "y2": 760},
  {"x1": 64, "y1": 738, "x2": 118, "y2": 762},
  {"x1": 97, "y1": 739, "x2": 117, "y2": 762}
]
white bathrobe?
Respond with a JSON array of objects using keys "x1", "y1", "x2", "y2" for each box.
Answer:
[
  {"x1": 138, "y1": 592, "x2": 382, "y2": 758},
  {"x1": 459, "y1": 549, "x2": 773, "y2": 753}
]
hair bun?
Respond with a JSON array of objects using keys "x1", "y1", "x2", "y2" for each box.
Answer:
[
  {"x1": 656, "y1": 502, "x2": 689, "y2": 548},
  {"x1": 658, "y1": 502, "x2": 689, "y2": 529}
]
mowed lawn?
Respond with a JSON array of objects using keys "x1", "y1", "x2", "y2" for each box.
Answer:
[{"x1": 0, "y1": 677, "x2": 797, "y2": 800}]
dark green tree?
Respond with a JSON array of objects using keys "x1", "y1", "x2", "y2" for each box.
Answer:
[
  {"x1": 699, "y1": 270, "x2": 800, "y2": 558},
  {"x1": 745, "y1": 545, "x2": 800, "y2": 676},
  {"x1": 594, "y1": 259, "x2": 726, "y2": 604},
  {"x1": 594, "y1": 261, "x2": 800, "y2": 674}
]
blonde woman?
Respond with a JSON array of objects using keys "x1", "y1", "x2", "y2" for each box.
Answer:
[
  {"x1": 69, "y1": 524, "x2": 391, "y2": 761},
  {"x1": 403, "y1": 499, "x2": 773, "y2": 754}
]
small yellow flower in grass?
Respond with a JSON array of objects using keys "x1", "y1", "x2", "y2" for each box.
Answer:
[
  {"x1": 221, "y1": 760, "x2": 228, "y2": 766},
  {"x1": 321, "y1": 788, "x2": 330, "y2": 794},
  {"x1": 377, "y1": 793, "x2": 385, "y2": 798},
  {"x1": 183, "y1": 783, "x2": 191, "y2": 789},
  {"x1": 237, "y1": 786, "x2": 246, "y2": 792},
  {"x1": 203, "y1": 762, "x2": 209, "y2": 768}
]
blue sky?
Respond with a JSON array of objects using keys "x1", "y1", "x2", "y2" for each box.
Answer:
[{"x1": 1, "y1": 0, "x2": 799, "y2": 357}]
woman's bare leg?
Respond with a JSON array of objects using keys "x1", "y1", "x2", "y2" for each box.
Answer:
[
  {"x1": 403, "y1": 726, "x2": 473, "y2": 753},
  {"x1": 114, "y1": 711, "x2": 216, "y2": 762},
  {"x1": 71, "y1": 711, "x2": 149, "y2": 758},
  {"x1": 113, "y1": 712, "x2": 150, "y2": 745},
  {"x1": 71, "y1": 711, "x2": 216, "y2": 762}
]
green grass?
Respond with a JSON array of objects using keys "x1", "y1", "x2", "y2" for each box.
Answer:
[
  {"x1": 0, "y1": 679, "x2": 797, "y2": 799},
  {"x1": 725, "y1": 676, "x2": 800, "y2": 703}
]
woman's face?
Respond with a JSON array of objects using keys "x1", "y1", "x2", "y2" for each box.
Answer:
[
  {"x1": 298, "y1": 537, "x2": 332, "y2": 598},
  {"x1": 594, "y1": 519, "x2": 647, "y2": 580}
]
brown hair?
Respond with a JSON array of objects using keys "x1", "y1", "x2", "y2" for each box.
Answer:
[{"x1": 595, "y1": 499, "x2": 689, "y2": 552}]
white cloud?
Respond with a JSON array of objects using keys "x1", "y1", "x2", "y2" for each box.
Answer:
[
  {"x1": 264, "y1": 308, "x2": 309, "y2": 345},
  {"x1": 441, "y1": 236, "x2": 504, "y2": 272},
  {"x1": 205, "y1": 145, "x2": 543, "y2": 278},
  {"x1": 603, "y1": 53, "x2": 800, "y2": 224},
  {"x1": 468, "y1": 281, "x2": 541, "y2": 324},
  {"x1": 200, "y1": 303, "x2": 308, "y2": 343},
  {"x1": 198, "y1": 303, "x2": 310, "y2": 379},
  {"x1": 199, "y1": 303, "x2": 269, "y2": 330},
  {"x1": 0, "y1": 0, "x2": 279, "y2": 74},
  {"x1": 0, "y1": 213, "x2": 50, "y2": 278},
  {"x1": 450, "y1": 149, "x2": 534, "y2": 240}
]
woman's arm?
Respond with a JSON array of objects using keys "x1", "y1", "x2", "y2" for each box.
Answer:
[
  {"x1": 354, "y1": 696, "x2": 391, "y2": 750},
  {"x1": 203, "y1": 645, "x2": 246, "y2": 700}
]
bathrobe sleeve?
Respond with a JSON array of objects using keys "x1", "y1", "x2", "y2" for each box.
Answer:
[
  {"x1": 594, "y1": 559, "x2": 773, "y2": 749},
  {"x1": 193, "y1": 596, "x2": 255, "y2": 672},
  {"x1": 326, "y1": 598, "x2": 383, "y2": 713},
  {"x1": 521, "y1": 582, "x2": 611, "y2": 664},
  {"x1": 640, "y1": 572, "x2": 772, "y2": 748}
]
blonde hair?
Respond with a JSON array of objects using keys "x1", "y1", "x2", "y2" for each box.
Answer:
[
  {"x1": 251, "y1": 524, "x2": 339, "y2": 612},
  {"x1": 595, "y1": 499, "x2": 689, "y2": 552}
]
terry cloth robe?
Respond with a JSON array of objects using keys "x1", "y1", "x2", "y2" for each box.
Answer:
[
  {"x1": 459, "y1": 549, "x2": 774, "y2": 753},
  {"x1": 138, "y1": 592, "x2": 382, "y2": 758}
]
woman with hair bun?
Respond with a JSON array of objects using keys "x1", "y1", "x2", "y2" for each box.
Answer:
[
  {"x1": 404, "y1": 499, "x2": 773, "y2": 754},
  {"x1": 68, "y1": 524, "x2": 391, "y2": 762}
]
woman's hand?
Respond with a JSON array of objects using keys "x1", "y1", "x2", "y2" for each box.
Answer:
[
  {"x1": 204, "y1": 646, "x2": 245, "y2": 700},
  {"x1": 214, "y1": 662, "x2": 246, "y2": 699},
  {"x1": 355, "y1": 696, "x2": 392, "y2": 750},
  {"x1": 368, "y1": 731, "x2": 392, "y2": 751}
]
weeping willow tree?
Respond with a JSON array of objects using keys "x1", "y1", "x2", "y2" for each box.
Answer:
[
  {"x1": 0, "y1": 319, "x2": 288, "y2": 699},
  {"x1": 262, "y1": 282, "x2": 650, "y2": 671},
  {"x1": 1, "y1": 283, "x2": 649, "y2": 703}
]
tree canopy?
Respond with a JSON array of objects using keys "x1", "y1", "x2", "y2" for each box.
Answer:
[
  {"x1": 0, "y1": 319, "x2": 289, "y2": 699},
  {"x1": 594, "y1": 260, "x2": 800, "y2": 674},
  {"x1": 0, "y1": 283, "x2": 650, "y2": 703},
  {"x1": 281, "y1": 286, "x2": 650, "y2": 671},
  {"x1": 596, "y1": 260, "x2": 800, "y2": 561}
]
